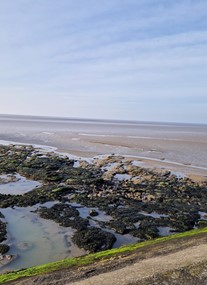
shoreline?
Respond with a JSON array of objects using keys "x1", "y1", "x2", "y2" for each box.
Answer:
[
  {"x1": 0, "y1": 139, "x2": 206, "y2": 183},
  {"x1": 0, "y1": 113, "x2": 207, "y2": 186}
]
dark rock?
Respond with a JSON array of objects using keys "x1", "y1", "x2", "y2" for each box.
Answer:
[
  {"x1": 0, "y1": 144, "x2": 207, "y2": 249},
  {"x1": 0, "y1": 244, "x2": 9, "y2": 254},
  {"x1": 61, "y1": 216, "x2": 89, "y2": 230},
  {"x1": 72, "y1": 227, "x2": 116, "y2": 252},
  {"x1": 0, "y1": 220, "x2": 7, "y2": 243},
  {"x1": 131, "y1": 220, "x2": 159, "y2": 239},
  {"x1": 106, "y1": 220, "x2": 128, "y2": 234},
  {"x1": 89, "y1": 209, "x2": 99, "y2": 217},
  {"x1": 196, "y1": 220, "x2": 207, "y2": 228},
  {"x1": 38, "y1": 203, "x2": 79, "y2": 222},
  {"x1": 38, "y1": 203, "x2": 89, "y2": 230}
]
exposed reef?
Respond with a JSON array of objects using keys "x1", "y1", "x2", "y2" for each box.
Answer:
[{"x1": 0, "y1": 144, "x2": 207, "y2": 255}]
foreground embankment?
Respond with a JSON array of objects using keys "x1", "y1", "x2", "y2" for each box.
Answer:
[{"x1": 1, "y1": 228, "x2": 207, "y2": 285}]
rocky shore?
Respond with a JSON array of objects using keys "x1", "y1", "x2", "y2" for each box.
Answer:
[{"x1": 0, "y1": 144, "x2": 207, "y2": 261}]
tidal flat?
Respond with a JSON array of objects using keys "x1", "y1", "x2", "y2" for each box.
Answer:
[
  {"x1": 0, "y1": 144, "x2": 207, "y2": 272},
  {"x1": 0, "y1": 115, "x2": 207, "y2": 180}
]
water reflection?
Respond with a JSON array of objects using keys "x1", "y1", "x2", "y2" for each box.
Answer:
[
  {"x1": 0, "y1": 173, "x2": 40, "y2": 195},
  {"x1": 0, "y1": 205, "x2": 85, "y2": 272}
]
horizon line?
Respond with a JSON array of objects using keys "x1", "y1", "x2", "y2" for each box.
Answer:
[{"x1": 0, "y1": 113, "x2": 206, "y2": 126}]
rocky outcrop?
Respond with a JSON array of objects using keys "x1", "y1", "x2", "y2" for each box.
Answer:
[
  {"x1": 0, "y1": 145, "x2": 207, "y2": 255},
  {"x1": 72, "y1": 227, "x2": 116, "y2": 252},
  {"x1": 38, "y1": 203, "x2": 89, "y2": 230}
]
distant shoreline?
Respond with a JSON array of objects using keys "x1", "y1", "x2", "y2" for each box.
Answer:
[{"x1": 0, "y1": 113, "x2": 207, "y2": 126}]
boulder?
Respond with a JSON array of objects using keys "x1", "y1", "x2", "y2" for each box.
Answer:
[{"x1": 72, "y1": 227, "x2": 116, "y2": 252}]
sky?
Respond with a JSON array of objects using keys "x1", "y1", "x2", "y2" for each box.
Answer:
[{"x1": 0, "y1": 0, "x2": 207, "y2": 123}]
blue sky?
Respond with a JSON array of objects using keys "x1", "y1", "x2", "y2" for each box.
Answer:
[{"x1": 0, "y1": 0, "x2": 207, "y2": 123}]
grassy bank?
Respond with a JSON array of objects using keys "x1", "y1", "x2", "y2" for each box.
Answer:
[{"x1": 1, "y1": 227, "x2": 207, "y2": 284}]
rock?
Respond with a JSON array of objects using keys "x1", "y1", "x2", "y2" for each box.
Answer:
[
  {"x1": 72, "y1": 227, "x2": 116, "y2": 252},
  {"x1": 0, "y1": 244, "x2": 10, "y2": 254},
  {"x1": 38, "y1": 203, "x2": 89, "y2": 230},
  {"x1": 145, "y1": 194, "x2": 156, "y2": 201},
  {"x1": 132, "y1": 224, "x2": 159, "y2": 240},
  {"x1": 0, "y1": 220, "x2": 7, "y2": 243},
  {"x1": 89, "y1": 209, "x2": 99, "y2": 217},
  {"x1": 38, "y1": 203, "x2": 79, "y2": 223},
  {"x1": 106, "y1": 220, "x2": 128, "y2": 235},
  {"x1": 197, "y1": 220, "x2": 207, "y2": 228},
  {"x1": 61, "y1": 216, "x2": 89, "y2": 230}
]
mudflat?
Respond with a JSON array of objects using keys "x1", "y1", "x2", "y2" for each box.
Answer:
[{"x1": 0, "y1": 115, "x2": 207, "y2": 180}]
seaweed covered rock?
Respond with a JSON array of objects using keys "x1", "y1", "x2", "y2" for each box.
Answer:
[
  {"x1": 0, "y1": 213, "x2": 11, "y2": 255},
  {"x1": 132, "y1": 226, "x2": 159, "y2": 240},
  {"x1": 0, "y1": 244, "x2": 9, "y2": 254},
  {"x1": 39, "y1": 203, "x2": 79, "y2": 220},
  {"x1": 89, "y1": 209, "x2": 99, "y2": 217},
  {"x1": 196, "y1": 220, "x2": 207, "y2": 228},
  {"x1": 106, "y1": 220, "x2": 128, "y2": 235},
  {"x1": 72, "y1": 227, "x2": 116, "y2": 252},
  {"x1": 61, "y1": 216, "x2": 89, "y2": 230},
  {"x1": 0, "y1": 220, "x2": 7, "y2": 243},
  {"x1": 0, "y1": 144, "x2": 207, "y2": 247},
  {"x1": 38, "y1": 203, "x2": 89, "y2": 230}
]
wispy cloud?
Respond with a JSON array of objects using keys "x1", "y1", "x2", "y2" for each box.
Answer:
[{"x1": 0, "y1": 0, "x2": 206, "y2": 122}]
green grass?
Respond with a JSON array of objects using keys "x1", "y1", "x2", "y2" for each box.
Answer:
[{"x1": 0, "y1": 227, "x2": 207, "y2": 284}]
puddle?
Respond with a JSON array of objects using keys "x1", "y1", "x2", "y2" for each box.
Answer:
[
  {"x1": 76, "y1": 206, "x2": 112, "y2": 222},
  {"x1": 113, "y1": 233, "x2": 138, "y2": 247},
  {"x1": 158, "y1": 227, "x2": 175, "y2": 236},
  {"x1": 134, "y1": 222, "x2": 141, "y2": 229},
  {"x1": 0, "y1": 205, "x2": 85, "y2": 272},
  {"x1": 131, "y1": 160, "x2": 144, "y2": 166},
  {"x1": 102, "y1": 227, "x2": 138, "y2": 248},
  {"x1": 0, "y1": 174, "x2": 40, "y2": 195},
  {"x1": 199, "y1": 211, "x2": 207, "y2": 220},
  {"x1": 139, "y1": 212, "x2": 168, "y2": 218},
  {"x1": 0, "y1": 201, "x2": 175, "y2": 272},
  {"x1": 73, "y1": 161, "x2": 80, "y2": 168},
  {"x1": 102, "y1": 163, "x2": 119, "y2": 172},
  {"x1": 114, "y1": 174, "x2": 132, "y2": 181},
  {"x1": 170, "y1": 171, "x2": 186, "y2": 178}
]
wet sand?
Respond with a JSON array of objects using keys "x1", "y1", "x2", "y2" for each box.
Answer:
[{"x1": 0, "y1": 114, "x2": 207, "y2": 181}]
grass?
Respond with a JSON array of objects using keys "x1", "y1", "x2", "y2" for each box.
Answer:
[{"x1": 0, "y1": 227, "x2": 207, "y2": 284}]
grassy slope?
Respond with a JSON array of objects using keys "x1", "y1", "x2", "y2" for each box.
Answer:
[{"x1": 0, "y1": 228, "x2": 207, "y2": 284}]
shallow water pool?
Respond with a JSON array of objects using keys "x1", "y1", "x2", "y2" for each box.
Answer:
[
  {"x1": 0, "y1": 173, "x2": 40, "y2": 195},
  {"x1": 0, "y1": 205, "x2": 85, "y2": 272}
]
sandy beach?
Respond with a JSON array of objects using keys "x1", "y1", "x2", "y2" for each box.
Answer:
[{"x1": 0, "y1": 115, "x2": 207, "y2": 181}]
